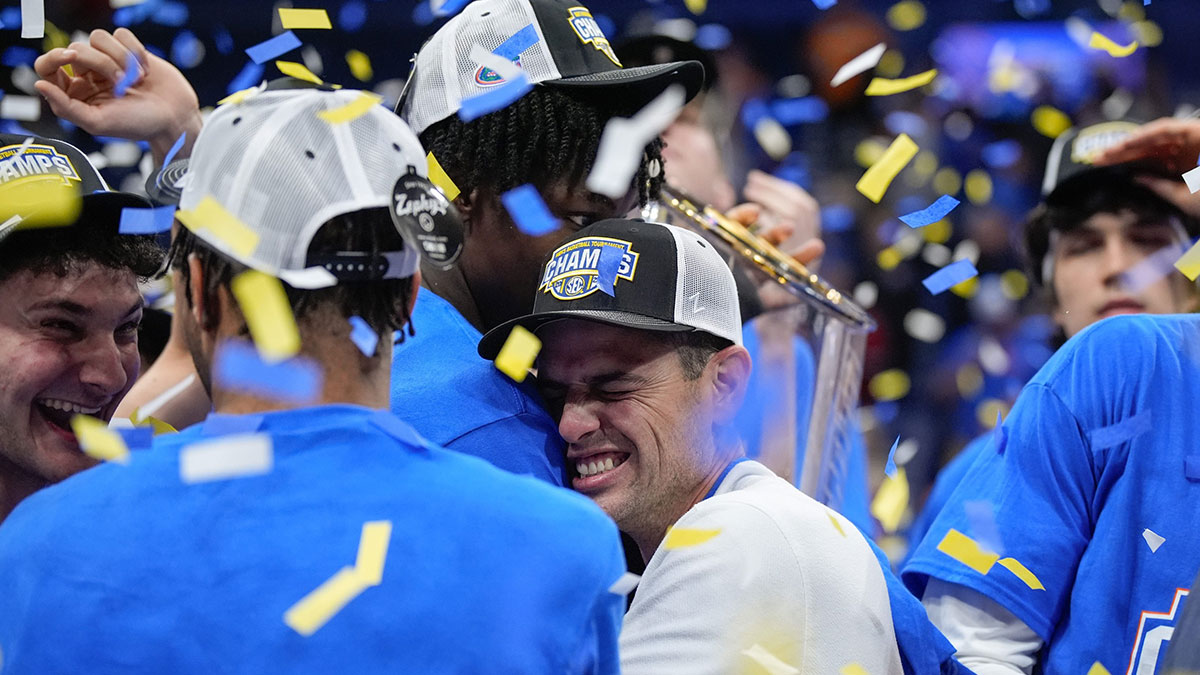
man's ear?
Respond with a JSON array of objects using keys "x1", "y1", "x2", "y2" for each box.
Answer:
[
  {"x1": 453, "y1": 188, "x2": 481, "y2": 234},
  {"x1": 406, "y1": 270, "x2": 421, "y2": 318},
  {"x1": 186, "y1": 254, "x2": 212, "y2": 331},
  {"x1": 708, "y1": 345, "x2": 752, "y2": 425}
]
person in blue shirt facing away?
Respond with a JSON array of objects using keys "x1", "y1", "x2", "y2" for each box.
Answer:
[
  {"x1": 0, "y1": 87, "x2": 626, "y2": 674},
  {"x1": 903, "y1": 117, "x2": 1200, "y2": 674},
  {"x1": 907, "y1": 119, "x2": 1200, "y2": 559}
]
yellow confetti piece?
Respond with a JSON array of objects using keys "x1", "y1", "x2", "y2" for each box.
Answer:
[
  {"x1": 1000, "y1": 269, "x2": 1029, "y2": 300},
  {"x1": 876, "y1": 49, "x2": 905, "y2": 79},
  {"x1": 1174, "y1": 240, "x2": 1200, "y2": 281},
  {"x1": 354, "y1": 520, "x2": 392, "y2": 586},
  {"x1": 885, "y1": 0, "x2": 926, "y2": 31},
  {"x1": 494, "y1": 325, "x2": 541, "y2": 383},
  {"x1": 870, "y1": 467, "x2": 908, "y2": 533},
  {"x1": 283, "y1": 566, "x2": 369, "y2": 636},
  {"x1": 921, "y1": 218, "x2": 952, "y2": 244},
  {"x1": 346, "y1": 49, "x2": 373, "y2": 81},
  {"x1": 841, "y1": 664, "x2": 870, "y2": 675},
  {"x1": 684, "y1": 0, "x2": 706, "y2": 13},
  {"x1": 317, "y1": 91, "x2": 382, "y2": 125},
  {"x1": 1088, "y1": 31, "x2": 1138, "y2": 58},
  {"x1": 0, "y1": 176, "x2": 81, "y2": 229},
  {"x1": 741, "y1": 643, "x2": 799, "y2": 675},
  {"x1": 129, "y1": 408, "x2": 178, "y2": 435},
  {"x1": 936, "y1": 528, "x2": 999, "y2": 575},
  {"x1": 426, "y1": 151, "x2": 460, "y2": 202},
  {"x1": 230, "y1": 270, "x2": 302, "y2": 362},
  {"x1": 864, "y1": 69, "x2": 937, "y2": 96},
  {"x1": 276, "y1": 60, "x2": 323, "y2": 85},
  {"x1": 278, "y1": 7, "x2": 332, "y2": 29},
  {"x1": 956, "y1": 363, "x2": 984, "y2": 398},
  {"x1": 876, "y1": 246, "x2": 902, "y2": 271},
  {"x1": 998, "y1": 557, "x2": 1045, "y2": 591},
  {"x1": 932, "y1": 166, "x2": 962, "y2": 197},
  {"x1": 1088, "y1": 662, "x2": 1112, "y2": 675},
  {"x1": 218, "y1": 84, "x2": 263, "y2": 106},
  {"x1": 950, "y1": 275, "x2": 979, "y2": 299},
  {"x1": 868, "y1": 368, "x2": 910, "y2": 401},
  {"x1": 827, "y1": 511, "x2": 847, "y2": 538},
  {"x1": 70, "y1": 415, "x2": 130, "y2": 464},
  {"x1": 1031, "y1": 105, "x2": 1072, "y2": 139},
  {"x1": 964, "y1": 169, "x2": 993, "y2": 205},
  {"x1": 856, "y1": 133, "x2": 918, "y2": 204},
  {"x1": 174, "y1": 196, "x2": 260, "y2": 259},
  {"x1": 664, "y1": 526, "x2": 722, "y2": 550}
]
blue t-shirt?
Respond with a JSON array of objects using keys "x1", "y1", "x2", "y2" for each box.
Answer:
[
  {"x1": 391, "y1": 288, "x2": 566, "y2": 485},
  {"x1": 0, "y1": 406, "x2": 625, "y2": 674},
  {"x1": 905, "y1": 433, "x2": 991, "y2": 565},
  {"x1": 737, "y1": 319, "x2": 872, "y2": 533},
  {"x1": 903, "y1": 314, "x2": 1200, "y2": 674}
]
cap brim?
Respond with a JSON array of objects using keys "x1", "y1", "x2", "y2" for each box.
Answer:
[
  {"x1": 545, "y1": 60, "x2": 706, "y2": 111},
  {"x1": 478, "y1": 308, "x2": 692, "y2": 360}
]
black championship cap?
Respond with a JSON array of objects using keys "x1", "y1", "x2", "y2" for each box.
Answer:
[
  {"x1": 0, "y1": 133, "x2": 150, "y2": 240},
  {"x1": 1040, "y1": 119, "x2": 1176, "y2": 197},
  {"x1": 397, "y1": 0, "x2": 706, "y2": 136},
  {"x1": 478, "y1": 218, "x2": 742, "y2": 358}
]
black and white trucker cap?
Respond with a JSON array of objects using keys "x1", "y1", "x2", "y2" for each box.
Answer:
[
  {"x1": 478, "y1": 218, "x2": 742, "y2": 358},
  {"x1": 397, "y1": 0, "x2": 706, "y2": 135}
]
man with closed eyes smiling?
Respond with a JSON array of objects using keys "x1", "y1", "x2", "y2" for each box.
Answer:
[{"x1": 0, "y1": 133, "x2": 162, "y2": 521}]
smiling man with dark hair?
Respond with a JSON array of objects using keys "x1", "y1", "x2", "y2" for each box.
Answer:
[{"x1": 0, "y1": 134, "x2": 161, "y2": 521}]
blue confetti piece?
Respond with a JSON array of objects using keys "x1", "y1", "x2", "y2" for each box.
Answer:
[
  {"x1": 170, "y1": 30, "x2": 204, "y2": 69},
  {"x1": 493, "y1": 24, "x2": 540, "y2": 61},
  {"x1": 812, "y1": 0, "x2": 837, "y2": 7},
  {"x1": 695, "y1": 24, "x2": 732, "y2": 51},
  {"x1": 770, "y1": 96, "x2": 828, "y2": 126},
  {"x1": 201, "y1": 413, "x2": 265, "y2": 436},
  {"x1": 964, "y1": 500, "x2": 1004, "y2": 555},
  {"x1": 151, "y1": 1, "x2": 188, "y2": 26},
  {"x1": 412, "y1": 1, "x2": 435, "y2": 26},
  {"x1": 114, "y1": 51, "x2": 140, "y2": 97},
  {"x1": 900, "y1": 195, "x2": 961, "y2": 228},
  {"x1": 0, "y1": 7, "x2": 20, "y2": 28},
  {"x1": 922, "y1": 259, "x2": 978, "y2": 295},
  {"x1": 118, "y1": 426, "x2": 154, "y2": 450},
  {"x1": 1186, "y1": 455, "x2": 1200, "y2": 482},
  {"x1": 739, "y1": 97, "x2": 770, "y2": 129},
  {"x1": 161, "y1": 131, "x2": 186, "y2": 169},
  {"x1": 214, "y1": 26, "x2": 234, "y2": 55},
  {"x1": 227, "y1": 61, "x2": 264, "y2": 95},
  {"x1": 245, "y1": 31, "x2": 301, "y2": 65},
  {"x1": 595, "y1": 244, "x2": 622, "y2": 297},
  {"x1": 458, "y1": 73, "x2": 533, "y2": 122},
  {"x1": 119, "y1": 206, "x2": 176, "y2": 235},
  {"x1": 432, "y1": 0, "x2": 472, "y2": 18},
  {"x1": 981, "y1": 139, "x2": 1021, "y2": 169},
  {"x1": 213, "y1": 340, "x2": 322, "y2": 404},
  {"x1": 820, "y1": 204, "x2": 855, "y2": 233},
  {"x1": 2, "y1": 46, "x2": 37, "y2": 67},
  {"x1": 501, "y1": 184, "x2": 559, "y2": 237},
  {"x1": 1089, "y1": 409, "x2": 1152, "y2": 450},
  {"x1": 339, "y1": 0, "x2": 368, "y2": 31},
  {"x1": 884, "y1": 435, "x2": 900, "y2": 476},
  {"x1": 348, "y1": 316, "x2": 379, "y2": 357}
]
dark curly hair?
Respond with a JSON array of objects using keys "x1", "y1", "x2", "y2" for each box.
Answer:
[
  {"x1": 419, "y1": 86, "x2": 664, "y2": 206},
  {"x1": 0, "y1": 201, "x2": 163, "y2": 284},
  {"x1": 167, "y1": 207, "x2": 417, "y2": 340}
]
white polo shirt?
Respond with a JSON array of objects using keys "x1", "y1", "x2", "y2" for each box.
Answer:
[{"x1": 620, "y1": 459, "x2": 904, "y2": 675}]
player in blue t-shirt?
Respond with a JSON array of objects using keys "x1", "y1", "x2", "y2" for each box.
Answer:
[
  {"x1": 904, "y1": 118, "x2": 1200, "y2": 674},
  {"x1": 0, "y1": 88, "x2": 626, "y2": 673}
]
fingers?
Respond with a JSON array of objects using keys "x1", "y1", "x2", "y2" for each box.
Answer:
[
  {"x1": 1095, "y1": 118, "x2": 1199, "y2": 169},
  {"x1": 88, "y1": 28, "x2": 142, "y2": 84},
  {"x1": 33, "y1": 80, "x2": 100, "y2": 130},
  {"x1": 726, "y1": 202, "x2": 761, "y2": 228},
  {"x1": 787, "y1": 239, "x2": 825, "y2": 266},
  {"x1": 743, "y1": 170, "x2": 819, "y2": 225},
  {"x1": 34, "y1": 47, "x2": 77, "y2": 84},
  {"x1": 758, "y1": 221, "x2": 796, "y2": 247},
  {"x1": 113, "y1": 28, "x2": 150, "y2": 67}
]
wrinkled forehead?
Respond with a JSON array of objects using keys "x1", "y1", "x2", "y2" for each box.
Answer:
[
  {"x1": 0, "y1": 263, "x2": 142, "y2": 314},
  {"x1": 536, "y1": 320, "x2": 671, "y2": 375}
]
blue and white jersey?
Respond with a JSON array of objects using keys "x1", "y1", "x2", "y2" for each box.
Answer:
[
  {"x1": 391, "y1": 288, "x2": 567, "y2": 485},
  {"x1": 0, "y1": 406, "x2": 625, "y2": 674},
  {"x1": 904, "y1": 314, "x2": 1200, "y2": 674}
]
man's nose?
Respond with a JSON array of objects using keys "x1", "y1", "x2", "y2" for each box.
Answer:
[
  {"x1": 558, "y1": 399, "x2": 601, "y2": 444},
  {"x1": 78, "y1": 335, "x2": 129, "y2": 397}
]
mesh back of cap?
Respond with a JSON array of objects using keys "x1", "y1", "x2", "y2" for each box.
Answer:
[
  {"x1": 402, "y1": 0, "x2": 561, "y2": 135},
  {"x1": 668, "y1": 225, "x2": 743, "y2": 345},
  {"x1": 179, "y1": 89, "x2": 427, "y2": 275}
]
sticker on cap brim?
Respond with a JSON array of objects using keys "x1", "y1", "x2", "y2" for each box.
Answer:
[
  {"x1": 567, "y1": 7, "x2": 621, "y2": 67},
  {"x1": 0, "y1": 143, "x2": 80, "y2": 186},
  {"x1": 1070, "y1": 121, "x2": 1139, "y2": 165},
  {"x1": 390, "y1": 167, "x2": 464, "y2": 269},
  {"x1": 539, "y1": 236, "x2": 637, "y2": 300}
]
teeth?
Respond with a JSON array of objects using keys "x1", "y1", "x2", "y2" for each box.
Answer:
[
  {"x1": 604, "y1": 458, "x2": 614, "y2": 471},
  {"x1": 37, "y1": 398, "x2": 101, "y2": 415},
  {"x1": 576, "y1": 456, "x2": 622, "y2": 478}
]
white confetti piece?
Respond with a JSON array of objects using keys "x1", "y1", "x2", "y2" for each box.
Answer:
[
  {"x1": 831, "y1": 43, "x2": 886, "y2": 88},
  {"x1": 1142, "y1": 528, "x2": 1165, "y2": 553},
  {"x1": 134, "y1": 373, "x2": 196, "y2": 422},
  {"x1": 586, "y1": 84, "x2": 686, "y2": 199},
  {"x1": 741, "y1": 643, "x2": 800, "y2": 675},
  {"x1": 468, "y1": 44, "x2": 523, "y2": 82},
  {"x1": 20, "y1": 0, "x2": 44, "y2": 39},
  {"x1": 1183, "y1": 165, "x2": 1200, "y2": 195},
  {"x1": 179, "y1": 433, "x2": 273, "y2": 483},
  {"x1": 0, "y1": 95, "x2": 41, "y2": 122},
  {"x1": 608, "y1": 572, "x2": 641, "y2": 595}
]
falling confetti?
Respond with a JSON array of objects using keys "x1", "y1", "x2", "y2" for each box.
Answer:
[
  {"x1": 663, "y1": 527, "x2": 722, "y2": 549},
  {"x1": 1087, "y1": 31, "x2": 1138, "y2": 57},
  {"x1": 230, "y1": 270, "x2": 302, "y2": 361},
  {"x1": 179, "y1": 433, "x2": 273, "y2": 483},
  {"x1": 278, "y1": 7, "x2": 332, "y2": 29},
  {"x1": 856, "y1": 133, "x2": 918, "y2": 203},
  {"x1": 1142, "y1": 528, "x2": 1165, "y2": 553},
  {"x1": 494, "y1": 325, "x2": 541, "y2": 383},
  {"x1": 864, "y1": 69, "x2": 937, "y2": 96}
]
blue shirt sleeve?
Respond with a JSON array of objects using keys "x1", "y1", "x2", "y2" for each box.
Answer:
[
  {"x1": 444, "y1": 411, "x2": 567, "y2": 486},
  {"x1": 902, "y1": 382, "x2": 1094, "y2": 639}
]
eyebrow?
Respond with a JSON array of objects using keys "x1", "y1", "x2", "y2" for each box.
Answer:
[
  {"x1": 27, "y1": 297, "x2": 144, "y2": 318},
  {"x1": 539, "y1": 371, "x2": 647, "y2": 390}
]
